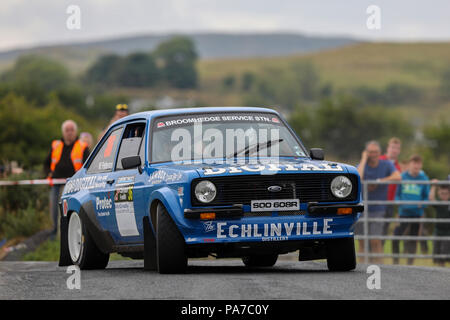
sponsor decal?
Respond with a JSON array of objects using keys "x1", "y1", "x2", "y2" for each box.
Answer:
[
  {"x1": 154, "y1": 113, "x2": 283, "y2": 130},
  {"x1": 215, "y1": 219, "x2": 333, "y2": 240},
  {"x1": 203, "y1": 221, "x2": 216, "y2": 233},
  {"x1": 116, "y1": 175, "x2": 135, "y2": 187},
  {"x1": 98, "y1": 161, "x2": 113, "y2": 170},
  {"x1": 115, "y1": 187, "x2": 133, "y2": 202},
  {"x1": 96, "y1": 196, "x2": 112, "y2": 210},
  {"x1": 203, "y1": 163, "x2": 343, "y2": 175},
  {"x1": 63, "y1": 175, "x2": 108, "y2": 194},
  {"x1": 103, "y1": 135, "x2": 117, "y2": 158},
  {"x1": 114, "y1": 180, "x2": 139, "y2": 236},
  {"x1": 148, "y1": 170, "x2": 183, "y2": 185}
]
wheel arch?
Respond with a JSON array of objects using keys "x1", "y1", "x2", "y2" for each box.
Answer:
[{"x1": 148, "y1": 187, "x2": 188, "y2": 232}]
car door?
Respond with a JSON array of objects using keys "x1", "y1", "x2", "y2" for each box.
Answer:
[
  {"x1": 107, "y1": 121, "x2": 147, "y2": 244},
  {"x1": 84, "y1": 126, "x2": 124, "y2": 241}
]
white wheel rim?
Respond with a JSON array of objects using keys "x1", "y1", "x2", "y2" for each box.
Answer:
[{"x1": 68, "y1": 212, "x2": 82, "y2": 262}]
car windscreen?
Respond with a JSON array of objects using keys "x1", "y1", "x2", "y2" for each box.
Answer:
[{"x1": 151, "y1": 112, "x2": 307, "y2": 163}]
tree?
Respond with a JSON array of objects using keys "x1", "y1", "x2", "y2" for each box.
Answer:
[
  {"x1": 84, "y1": 54, "x2": 122, "y2": 86},
  {"x1": 0, "y1": 94, "x2": 91, "y2": 169},
  {"x1": 241, "y1": 72, "x2": 255, "y2": 91},
  {"x1": 424, "y1": 121, "x2": 450, "y2": 158},
  {"x1": 222, "y1": 74, "x2": 236, "y2": 90},
  {"x1": 118, "y1": 53, "x2": 159, "y2": 87},
  {"x1": 1, "y1": 55, "x2": 70, "y2": 105},
  {"x1": 154, "y1": 36, "x2": 198, "y2": 88},
  {"x1": 291, "y1": 61, "x2": 320, "y2": 101},
  {"x1": 289, "y1": 96, "x2": 413, "y2": 160}
]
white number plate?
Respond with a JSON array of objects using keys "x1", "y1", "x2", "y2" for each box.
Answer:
[{"x1": 251, "y1": 199, "x2": 300, "y2": 212}]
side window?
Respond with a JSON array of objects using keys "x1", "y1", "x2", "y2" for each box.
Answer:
[
  {"x1": 87, "y1": 127, "x2": 123, "y2": 174},
  {"x1": 116, "y1": 123, "x2": 146, "y2": 170}
]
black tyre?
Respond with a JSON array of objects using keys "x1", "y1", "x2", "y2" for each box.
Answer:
[
  {"x1": 326, "y1": 237, "x2": 356, "y2": 271},
  {"x1": 67, "y1": 211, "x2": 109, "y2": 270},
  {"x1": 156, "y1": 204, "x2": 187, "y2": 274},
  {"x1": 242, "y1": 254, "x2": 278, "y2": 267},
  {"x1": 143, "y1": 216, "x2": 157, "y2": 271}
]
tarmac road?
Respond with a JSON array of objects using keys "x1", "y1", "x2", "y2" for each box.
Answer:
[{"x1": 0, "y1": 259, "x2": 449, "y2": 300}]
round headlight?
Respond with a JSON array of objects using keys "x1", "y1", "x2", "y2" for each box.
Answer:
[
  {"x1": 330, "y1": 176, "x2": 352, "y2": 198},
  {"x1": 195, "y1": 180, "x2": 217, "y2": 203}
]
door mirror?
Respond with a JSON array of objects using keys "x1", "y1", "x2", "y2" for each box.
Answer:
[
  {"x1": 121, "y1": 156, "x2": 142, "y2": 173},
  {"x1": 310, "y1": 148, "x2": 324, "y2": 160}
]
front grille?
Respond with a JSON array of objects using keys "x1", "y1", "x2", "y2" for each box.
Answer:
[
  {"x1": 191, "y1": 173, "x2": 358, "y2": 206},
  {"x1": 244, "y1": 211, "x2": 306, "y2": 217}
]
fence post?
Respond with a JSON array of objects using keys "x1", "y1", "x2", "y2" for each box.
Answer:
[{"x1": 363, "y1": 181, "x2": 369, "y2": 263}]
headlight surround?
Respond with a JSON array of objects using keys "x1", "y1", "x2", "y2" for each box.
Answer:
[
  {"x1": 330, "y1": 176, "x2": 353, "y2": 198},
  {"x1": 194, "y1": 180, "x2": 217, "y2": 203}
]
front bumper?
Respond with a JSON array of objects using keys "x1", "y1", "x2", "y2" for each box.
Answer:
[{"x1": 179, "y1": 203, "x2": 362, "y2": 245}]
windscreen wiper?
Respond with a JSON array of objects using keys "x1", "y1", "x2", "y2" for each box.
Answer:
[{"x1": 226, "y1": 139, "x2": 283, "y2": 159}]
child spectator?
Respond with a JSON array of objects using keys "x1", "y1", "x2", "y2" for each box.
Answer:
[
  {"x1": 429, "y1": 180, "x2": 450, "y2": 267},
  {"x1": 392, "y1": 155, "x2": 430, "y2": 265}
]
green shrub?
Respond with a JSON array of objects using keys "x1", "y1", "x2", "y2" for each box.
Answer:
[
  {"x1": 1, "y1": 206, "x2": 49, "y2": 239},
  {"x1": 23, "y1": 239, "x2": 60, "y2": 261}
]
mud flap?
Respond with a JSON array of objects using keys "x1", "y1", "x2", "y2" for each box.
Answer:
[
  {"x1": 58, "y1": 213, "x2": 72, "y2": 267},
  {"x1": 143, "y1": 216, "x2": 157, "y2": 271}
]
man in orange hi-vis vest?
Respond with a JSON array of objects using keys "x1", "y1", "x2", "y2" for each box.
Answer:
[{"x1": 44, "y1": 120, "x2": 90, "y2": 239}]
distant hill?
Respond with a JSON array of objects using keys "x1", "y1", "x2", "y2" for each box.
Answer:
[{"x1": 0, "y1": 32, "x2": 358, "y2": 73}]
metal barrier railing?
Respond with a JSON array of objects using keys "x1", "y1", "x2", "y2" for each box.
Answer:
[{"x1": 356, "y1": 180, "x2": 450, "y2": 264}]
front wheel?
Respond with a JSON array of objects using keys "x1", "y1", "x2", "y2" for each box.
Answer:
[
  {"x1": 156, "y1": 204, "x2": 187, "y2": 274},
  {"x1": 326, "y1": 237, "x2": 356, "y2": 271},
  {"x1": 67, "y1": 211, "x2": 109, "y2": 270}
]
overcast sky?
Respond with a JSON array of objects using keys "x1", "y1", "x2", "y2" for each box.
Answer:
[{"x1": 1, "y1": 0, "x2": 449, "y2": 51}]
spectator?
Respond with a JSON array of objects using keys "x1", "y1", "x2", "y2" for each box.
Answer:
[
  {"x1": 379, "y1": 137, "x2": 402, "y2": 241},
  {"x1": 98, "y1": 103, "x2": 129, "y2": 141},
  {"x1": 429, "y1": 180, "x2": 450, "y2": 267},
  {"x1": 44, "y1": 120, "x2": 90, "y2": 239},
  {"x1": 80, "y1": 132, "x2": 94, "y2": 151},
  {"x1": 357, "y1": 140, "x2": 401, "y2": 263},
  {"x1": 392, "y1": 155, "x2": 430, "y2": 265},
  {"x1": 399, "y1": 160, "x2": 409, "y2": 173}
]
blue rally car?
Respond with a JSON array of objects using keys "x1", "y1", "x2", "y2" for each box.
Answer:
[{"x1": 59, "y1": 107, "x2": 363, "y2": 273}]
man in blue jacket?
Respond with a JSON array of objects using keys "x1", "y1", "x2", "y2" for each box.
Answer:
[{"x1": 392, "y1": 155, "x2": 430, "y2": 265}]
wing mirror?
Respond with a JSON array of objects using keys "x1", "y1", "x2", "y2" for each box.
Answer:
[
  {"x1": 310, "y1": 148, "x2": 324, "y2": 160},
  {"x1": 122, "y1": 156, "x2": 143, "y2": 174}
]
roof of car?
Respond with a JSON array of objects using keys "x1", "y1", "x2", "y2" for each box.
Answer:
[{"x1": 112, "y1": 106, "x2": 280, "y2": 126}]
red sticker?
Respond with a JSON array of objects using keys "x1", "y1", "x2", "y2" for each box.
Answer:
[
  {"x1": 63, "y1": 200, "x2": 68, "y2": 217},
  {"x1": 103, "y1": 135, "x2": 117, "y2": 158},
  {"x1": 272, "y1": 117, "x2": 280, "y2": 123},
  {"x1": 157, "y1": 122, "x2": 165, "y2": 128}
]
